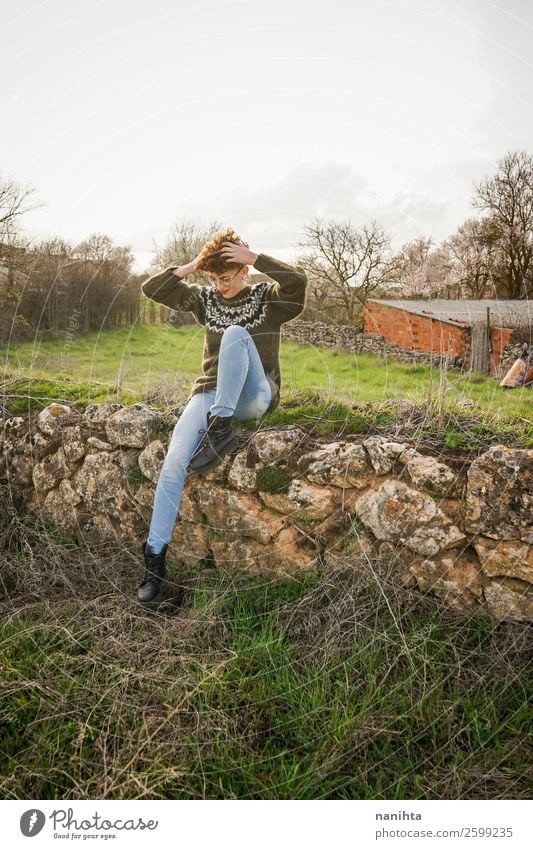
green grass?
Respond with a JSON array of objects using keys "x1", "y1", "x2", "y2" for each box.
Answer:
[
  {"x1": 1, "y1": 557, "x2": 531, "y2": 800},
  {"x1": 2, "y1": 325, "x2": 532, "y2": 424},
  {"x1": 0, "y1": 325, "x2": 203, "y2": 407}
]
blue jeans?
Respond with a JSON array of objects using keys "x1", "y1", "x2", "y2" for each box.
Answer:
[{"x1": 146, "y1": 325, "x2": 272, "y2": 554}]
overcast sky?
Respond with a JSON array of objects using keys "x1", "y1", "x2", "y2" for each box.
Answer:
[{"x1": 2, "y1": 0, "x2": 533, "y2": 271}]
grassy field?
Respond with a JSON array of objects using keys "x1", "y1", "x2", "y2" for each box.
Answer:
[
  {"x1": 2, "y1": 324, "x2": 532, "y2": 445},
  {"x1": 1, "y1": 324, "x2": 532, "y2": 799}
]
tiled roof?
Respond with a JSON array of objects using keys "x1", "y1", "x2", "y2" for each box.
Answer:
[{"x1": 367, "y1": 299, "x2": 532, "y2": 328}]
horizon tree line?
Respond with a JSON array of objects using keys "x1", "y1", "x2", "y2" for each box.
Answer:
[{"x1": 1, "y1": 149, "x2": 532, "y2": 341}]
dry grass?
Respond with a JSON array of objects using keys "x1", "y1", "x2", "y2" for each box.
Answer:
[{"x1": 1, "y1": 485, "x2": 531, "y2": 800}]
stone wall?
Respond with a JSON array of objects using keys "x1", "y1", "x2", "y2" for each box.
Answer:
[
  {"x1": 281, "y1": 320, "x2": 464, "y2": 368},
  {"x1": 282, "y1": 319, "x2": 531, "y2": 376},
  {"x1": 498, "y1": 341, "x2": 533, "y2": 378},
  {"x1": 1, "y1": 402, "x2": 532, "y2": 622}
]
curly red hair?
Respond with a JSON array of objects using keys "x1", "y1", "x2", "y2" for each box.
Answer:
[{"x1": 195, "y1": 228, "x2": 249, "y2": 274}]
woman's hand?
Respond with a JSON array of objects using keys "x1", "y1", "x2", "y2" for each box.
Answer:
[
  {"x1": 219, "y1": 242, "x2": 259, "y2": 266},
  {"x1": 173, "y1": 253, "x2": 202, "y2": 279}
]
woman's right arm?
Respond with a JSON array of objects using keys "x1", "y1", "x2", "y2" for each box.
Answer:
[{"x1": 141, "y1": 257, "x2": 204, "y2": 316}]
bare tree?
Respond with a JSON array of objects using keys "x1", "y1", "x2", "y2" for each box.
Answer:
[
  {"x1": 0, "y1": 172, "x2": 41, "y2": 241},
  {"x1": 151, "y1": 218, "x2": 224, "y2": 286},
  {"x1": 298, "y1": 218, "x2": 400, "y2": 324},
  {"x1": 0, "y1": 173, "x2": 42, "y2": 284},
  {"x1": 442, "y1": 217, "x2": 500, "y2": 298},
  {"x1": 473, "y1": 150, "x2": 533, "y2": 298},
  {"x1": 73, "y1": 232, "x2": 133, "y2": 268},
  {"x1": 0, "y1": 232, "x2": 139, "y2": 341},
  {"x1": 16, "y1": 237, "x2": 74, "y2": 334},
  {"x1": 68, "y1": 233, "x2": 136, "y2": 331}
]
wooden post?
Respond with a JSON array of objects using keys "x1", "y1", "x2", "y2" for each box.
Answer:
[{"x1": 486, "y1": 306, "x2": 492, "y2": 373}]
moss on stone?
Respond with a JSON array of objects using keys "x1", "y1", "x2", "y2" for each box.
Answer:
[
  {"x1": 256, "y1": 465, "x2": 292, "y2": 494},
  {"x1": 126, "y1": 462, "x2": 145, "y2": 484}
]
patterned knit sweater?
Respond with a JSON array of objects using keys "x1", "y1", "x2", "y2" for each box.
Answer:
[{"x1": 140, "y1": 254, "x2": 308, "y2": 411}]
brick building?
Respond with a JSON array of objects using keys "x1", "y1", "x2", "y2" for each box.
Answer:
[{"x1": 364, "y1": 299, "x2": 532, "y2": 373}]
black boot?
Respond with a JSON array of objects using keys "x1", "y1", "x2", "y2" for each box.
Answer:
[
  {"x1": 137, "y1": 542, "x2": 168, "y2": 605},
  {"x1": 187, "y1": 413, "x2": 239, "y2": 474}
]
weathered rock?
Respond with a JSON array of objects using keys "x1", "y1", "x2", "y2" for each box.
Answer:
[
  {"x1": 40, "y1": 487, "x2": 78, "y2": 534},
  {"x1": 363, "y1": 436, "x2": 409, "y2": 474},
  {"x1": 1, "y1": 420, "x2": 31, "y2": 485},
  {"x1": 178, "y1": 486, "x2": 204, "y2": 522},
  {"x1": 73, "y1": 452, "x2": 125, "y2": 512},
  {"x1": 199, "y1": 453, "x2": 235, "y2": 482},
  {"x1": 138, "y1": 439, "x2": 166, "y2": 482},
  {"x1": 408, "y1": 523, "x2": 466, "y2": 558},
  {"x1": 105, "y1": 404, "x2": 161, "y2": 448},
  {"x1": 227, "y1": 450, "x2": 257, "y2": 492},
  {"x1": 3, "y1": 416, "x2": 26, "y2": 437},
  {"x1": 355, "y1": 479, "x2": 465, "y2": 556},
  {"x1": 32, "y1": 447, "x2": 70, "y2": 494},
  {"x1": 134, "y1": 482, "x2": 156, "y2": 508},
  {"x1": 297, "y1": 441, "x2": 368, "y2": 487},
  {"x1": 115, "y1": 507, "x2": 146, "y2": 541},
  {"x1": 196, "y1": 485, "x2": 286, "y2": 543},
  {"x1": 438, "y1": 498, "x2": 464, "y2": 528},
  {"x1": 474, "y1": 538, "x2": 533, "y2": 584},
  {"x1": 484, "y1": 578, "x2": 533, "y2": 621},
  {"x1": 169, "y1": 519, "x2": 210, "y2": 565},
  {"x1": 58, "y1": 477, "x2": 81, "y2": 506},
  {"x1": 270, "y1": 526, "x2": 318, "y2": 571},
  {"x1": 8, "y1": 427, "x2": 38, "y2": 487},
  {"x1": 465, "y1": 446, "x2": 533, "y2": 542},
  {"x1": 209, "y1": 536, "x2": 271, "y2": 572},
  {"x1": 251, "y1": 427, "x2": 305, "y2": 463},
  {"x1": 209, "y1": 526, "x2": 317, "y2": 573},
  {"x1": 82, "y1": 402, "x2": 123, "y2": 428},
  {"x1": 356, "y1": 479, "x2": 436, "y2": 537},
  {"x1": 5, "y1": 450, "x2": 34, "y2": 487},
  {"x1": 400, "y1": 448, "x2": 456, "y2": 494},
  {"x1": 63, "y1": 425, "x2": 86, "y2": 463},
  {"x1": 112, "y1": 448, "x2": 139, "y2": 477},
  {"x1": 229, "y1": 438, "x2": 302, "y2": 492},
  {"x1": 260, "y1": 479, "x2": 340, "y2": 521},
  {"x1": 405, "y1": 553, "x2": 485, "y2": 611},
  {"x1": 32, "y1": 430, "x2": 55, "y2": 460},
  {"x1": 86, "y1": 436, "x2": 114, "y2": 451},
  {"x1": 37, "y1": 404, "x2": 77, "y2": 437},
  {"x1": 311, "y1": 508, "x2": 349, "y2": 538},
  {"x1": 78, "y1": 513, "x2": 116, "y2": 543}
]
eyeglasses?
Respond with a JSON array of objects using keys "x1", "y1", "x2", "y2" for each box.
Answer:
[{"x1": 208, "y1": 268, "x2": 242, "y2": 288}]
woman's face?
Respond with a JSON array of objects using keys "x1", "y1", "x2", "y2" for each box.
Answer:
[{"x1": 208, "y1": 266, "x2": 248, "y2": 299}]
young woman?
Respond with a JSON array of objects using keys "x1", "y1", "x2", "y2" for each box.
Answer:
[{"x1": 138, "y1": 229, "x2": 307, "y2": 604}]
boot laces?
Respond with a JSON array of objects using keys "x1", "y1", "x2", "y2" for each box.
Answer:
[
  {"x1": 194, "y1": 415, "x2": 227, "y2": 451},
  {"x1": 141, "y1": 548, "x2": 166, "y2": 585}
]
